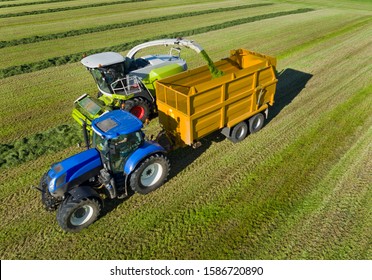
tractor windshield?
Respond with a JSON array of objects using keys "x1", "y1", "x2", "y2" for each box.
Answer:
[
  {"x1": 109, "y1": 132, "x2": 143, "y2": 173},
  {"x1": 93, "y1": 131, "x2": 143, "y2": 173}
]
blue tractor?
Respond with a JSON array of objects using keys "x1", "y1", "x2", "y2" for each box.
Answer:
[{"x1": 38, "y1": 110, "x2": 170, "y2": 232}]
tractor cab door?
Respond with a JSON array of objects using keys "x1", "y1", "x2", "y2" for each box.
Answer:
[{"x1": 108, "y1": 131, "x2": 143, "y2": 173}]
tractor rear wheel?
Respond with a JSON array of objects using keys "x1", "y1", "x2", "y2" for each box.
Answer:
[
  {"x1": 56, "y1": 196, "x2": 101, "y2": 232},
  {"x1": 130, "y1": 154, "x2": 170, "y2": 195},
  {"x1": 124, "y1": 97, "x2": 151, "y2": 122}
]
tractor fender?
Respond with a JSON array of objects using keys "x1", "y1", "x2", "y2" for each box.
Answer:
[
  {"x1": 123, "y1": 141, "x2": 166, "y2": 175},
  {"x1": 68, "y1": 185, "x2": 103, "y2": 206}
]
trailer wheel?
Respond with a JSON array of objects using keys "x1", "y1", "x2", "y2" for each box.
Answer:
[
  {"x1": 229, "y1": 121, "x2": 248, "y2": 143},
  {"x1": 130, "y1": 154, "x2": 170, "y2": 195},
  {"x1": 124, "y1": 97, "x2": 151, "y2": 122},
  {"x1": 56, "y1": 196, "x2": 101, "y2": 232},
  {"x1": 249, "y1": 113, "x2": 265, "y2": 133}
]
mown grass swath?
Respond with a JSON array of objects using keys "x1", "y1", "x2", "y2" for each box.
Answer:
[
  {"x1": 0, "y1": 0, "x2": 74, "y2": 9},
  {"x1": 0, "y1": 124, "x2": 82, "y2": 169},
  {"x1": 0, "y1": 8, "x2": 314, "y2": 78},
  {"x1": 0, "y1": 0, "x2": 148, "y2": 19},
  {"x1": 0, "y1": 3, "x2": 273, "y2": 49}
]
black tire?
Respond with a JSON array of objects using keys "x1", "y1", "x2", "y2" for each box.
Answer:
[
  {"x1": 228, "y1": 121, "x2": 248, "y2": 143},
  {"x1": 56, "y1": 196, "x2": 101, "y2": 233},
  {"x1": 123, "y1": 97, "x2": 151, "y2": 122},
  {"x1": 130, "y1": 154, "x2": 170, "y2": 195},
  {"x1": 249, "y1": 113, "x2": 265, "y2": 133}
]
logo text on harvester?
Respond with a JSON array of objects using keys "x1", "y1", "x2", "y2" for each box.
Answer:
[{"x1": 110, "y1": 265, "x2": 195, "y2": 276}]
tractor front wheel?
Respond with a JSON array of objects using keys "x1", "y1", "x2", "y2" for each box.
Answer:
[
  {"x1": 130, "y1": 154, "x2": 170, "y2": 195},
  {"x1": 56, "y1": 196, "x2": 101, "y2": 232}
]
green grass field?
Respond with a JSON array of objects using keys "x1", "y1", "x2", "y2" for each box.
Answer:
[{"x1": 0, "y1": 0, "x2": 371, "y2": 260}]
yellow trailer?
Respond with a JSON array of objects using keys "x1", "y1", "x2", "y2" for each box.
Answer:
[{"x1": 155, "y1": 49, "x2": 278, "y2": 148}]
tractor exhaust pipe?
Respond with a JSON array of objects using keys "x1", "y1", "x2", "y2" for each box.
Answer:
[{"x1": 81, "y1": 119, "x2": 90, "y2": 150}]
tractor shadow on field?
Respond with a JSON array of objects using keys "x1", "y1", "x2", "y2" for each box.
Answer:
[
  {"x1": 99, "y1": 131, "x2": 223, "y2": 218},
  {"x1": 266, "y1": 68, "x2": 313, "y2": 123}
]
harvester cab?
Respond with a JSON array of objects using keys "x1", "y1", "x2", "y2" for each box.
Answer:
[
  {"x1": 39, "y1": 110, "x2": 169, "y2": 232},
  {"x1": 81, "y1": 52, "x2": 152, "y2": 97}
]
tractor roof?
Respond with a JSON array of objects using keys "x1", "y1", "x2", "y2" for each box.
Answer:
[
  {"x1": 91, "y1": 110, "x2": 143, "y2": 139},
  {"x1": 81, "y1": 52, "x2": 125, "y2": 68}
]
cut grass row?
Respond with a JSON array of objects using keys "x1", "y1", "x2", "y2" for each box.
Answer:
[
  {"x1": 0, "y1": 3, "x2": 284, "y2": 68},
  {"x1": 0, "y1": 0, "x2": 231, "y2": 40},
  {"x1": 0, "y1": 0, "x2": 147, "y2": 18},
  {"x1": 0, "y1": 124, "x2": 82, "y2": 169},
  {"x1": 0, "y1": 3, "x2": 273, "y2": 49},
  {"x1": 0, "y1": 8, "x2": 314, "y2": 78},
  {"x1": 0, "y1": 0, "x2": 74, "y2": 9}
]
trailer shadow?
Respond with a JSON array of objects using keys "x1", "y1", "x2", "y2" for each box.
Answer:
[
  {"x1": 267, "y1": 68, "x2": 313, "y2": 123},
  {"x1": 99, "y1": 68, "x2": 312, "y2": 218}
]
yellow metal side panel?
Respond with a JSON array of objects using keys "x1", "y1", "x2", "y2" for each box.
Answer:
[
  {"x1": 257, "y1": 68, "x2": 275, "y2": 86},
  {"x1": 192, "y1": 109, "x2": 221, "y2": 140},
  {"x1": 215, "y1": 59, "x2": 241, "y2": 74},
  {"x1": 161, "y1": 65, "x2": 213, "y2": 90},
  {"x1": 192, "y1": 74, "x2": 230, "y2": 94},
  {"x1": 190, "y1": 87, "x2": 221, "y2": 115},
  {"x1": 262, "y1": 83, "x2": 277, "y2": 106},
  {"x1": 176, "y1": 93, "x2": 188, "y2": 115},
  {"x1": 226, "y1": 75, "x2": 254, "y2": 100},
  {"x1": 165, "y1": 89, "x2": 177, "y2": 109},
  {"x1": 157, "y1": 101, "x2": 192, "y2": 146},
  {"x1": 156, "y1": 84, "x2": 166, "y2": 102},
  {"x1": 242, "y1": 55, "x2": 265, "y2": 68},
  {"x1": 225, "y1": 96, "x2": 252, "y2": 125}
]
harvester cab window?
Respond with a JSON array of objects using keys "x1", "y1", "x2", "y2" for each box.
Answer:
[
  {"x1": 102, "y1": 63, "x2": 125, "y2": 83},
  {"x1": 90, "y1": 68, "x2": 111, "y2": 94}
]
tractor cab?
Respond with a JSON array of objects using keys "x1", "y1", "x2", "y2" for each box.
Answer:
[{"x1": 91, "y1": 109, "x2": 144, "y2": 174}]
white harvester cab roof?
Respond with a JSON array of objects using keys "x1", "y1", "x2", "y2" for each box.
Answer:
[{"x1": 81, "y1": 52, "x2": 125, "y2": 68}]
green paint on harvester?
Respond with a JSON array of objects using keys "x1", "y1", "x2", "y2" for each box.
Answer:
[{"x1": 200, "y1": 50, "x2": 224, "y2": 78}]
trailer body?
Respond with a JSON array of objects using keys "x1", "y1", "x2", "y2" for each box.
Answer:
[{"x1": 155, "y1": 49, "x2": 278, "y2": 147}]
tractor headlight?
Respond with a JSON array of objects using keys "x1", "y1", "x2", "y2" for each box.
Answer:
[
  {"x1": 48, "y1": 173, "x2": 66, "y2": 194},
  {"x1": 48, "y1": 178, "x2": 56, "y2": 193}
]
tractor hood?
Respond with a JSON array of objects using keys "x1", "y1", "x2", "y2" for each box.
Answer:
[{"x1": 47, "y1": 148, "x2": 102, "y2": 197}]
